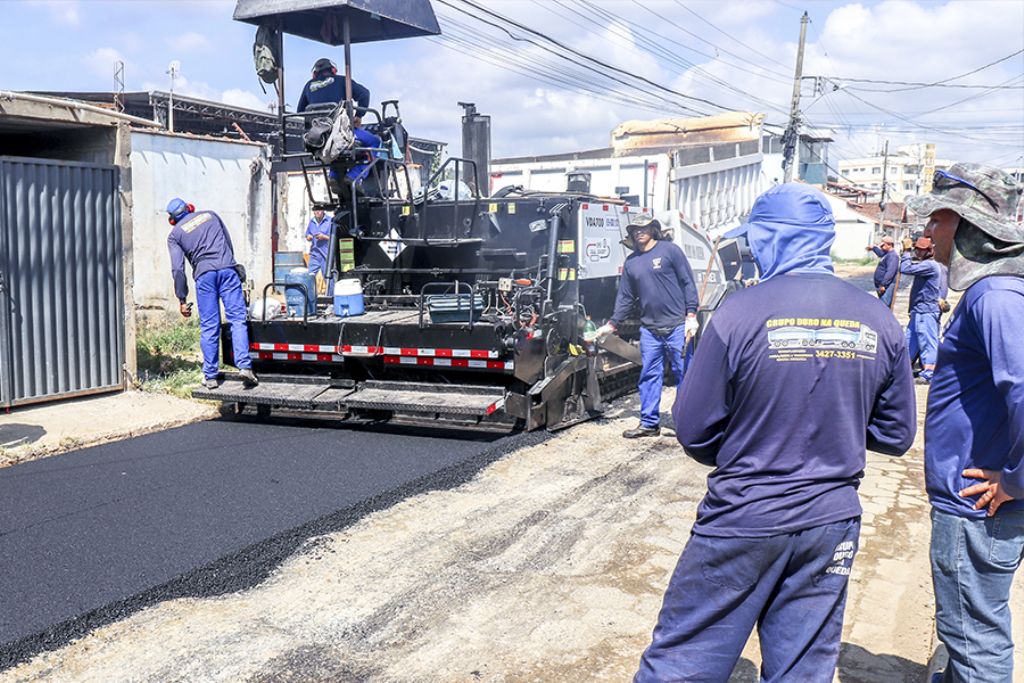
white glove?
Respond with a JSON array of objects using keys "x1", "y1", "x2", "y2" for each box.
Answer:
[
  {"x1": 595, "y1": 323, "x2": 616, "y2": 341},
  {"x1": 684, "y1": 315, "x2": 700, "y2": 340}
]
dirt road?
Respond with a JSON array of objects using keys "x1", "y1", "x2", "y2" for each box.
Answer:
[{"x1": 4, "y1": 265, "x2": 1014, "y2": 682}]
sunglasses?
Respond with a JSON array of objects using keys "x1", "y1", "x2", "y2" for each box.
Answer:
[{"x1": 933, "y1": 170, "x2": 999, "y2": 211}]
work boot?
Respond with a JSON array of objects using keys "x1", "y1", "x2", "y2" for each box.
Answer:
[
  {"x1": 204, "y1": 377, "x2": 219, "y2": 390},
  {"x1": 239, "y1": 368, "x2": 260, "y2": 388},
  {"x1": 623, "y1": 424, "x2": 660, "y2": 439}
]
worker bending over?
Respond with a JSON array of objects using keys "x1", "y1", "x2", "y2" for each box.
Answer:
[
  {"x1": 635, "y1": 183, "x2": 916, "y2": 682},
  {"x1": 598, "y1": 215, "x2": 698, "y2": 439},
  {"x1": 166, "y1": 198, "x2": 258, "y2": 390}
]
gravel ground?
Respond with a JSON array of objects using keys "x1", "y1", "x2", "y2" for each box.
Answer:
[{"x1": 5, "y1": 265, "x2": 1017, "y2": 682}]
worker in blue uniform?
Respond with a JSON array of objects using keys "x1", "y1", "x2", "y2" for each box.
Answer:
[
  {"x1": 907, "y1": 164, "x2": 1024, "y2": 683},
  {"x1": 865, "y1": 235, "x2": 898, "y2": 306},
  {"x1": 166, "y1": 198, "x2": 258, "y2": 390},
  {"x1": 899, "y1": 235, "x2": 944, "y2": 384},
  {"x1": 634, "y1": 183, "x2": 916, "y2": 682},
  {"x1": 305, "y1": 207, "x2": 333, "y2": 293},
  {"x1": 297, "y1": 58, "x2": 370, "y2": 118},
  {"x1": 598, "y1": 215, "x2": 699, "y2": 439}
]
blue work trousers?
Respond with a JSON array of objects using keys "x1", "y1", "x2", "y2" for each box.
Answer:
[
  {"x1": 195, "y1": 268, "x2": 251, "y2": 380},
  {"x1": 638, "y1": 325, "x2": 688, "y2": 429},
  {"x1": 906, "y1": 311, "x2": 939, "y2": 380},
  {"x1": 308, "y1": 254, "x2": 333, "y2": 295},
  {"x1": 635, "y1": 518, "x2": 860, "y2": 683},
  {"x1": 931, "y1": 508, "x2": 1024, "y2": 683}
]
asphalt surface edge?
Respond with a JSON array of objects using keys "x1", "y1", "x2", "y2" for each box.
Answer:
[{"x1": 0, "y1": 423, "x2": 554, "y2": 672}]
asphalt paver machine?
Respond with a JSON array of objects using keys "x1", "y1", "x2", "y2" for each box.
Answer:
[{"x1": 195, "y1": 0, "x2": 736, "y2": 432}]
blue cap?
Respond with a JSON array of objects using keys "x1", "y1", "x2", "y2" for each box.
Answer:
[{"x1": 166, "y1": 197, "x2": 189, "y2": 220}]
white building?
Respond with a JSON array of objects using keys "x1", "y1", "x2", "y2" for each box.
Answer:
[
  {"x1": 491, "y1": 112, "x2": 766, "y2": 237},
  {"x1": 838, "y1": 144, "x2": 952, "y2": 202}
]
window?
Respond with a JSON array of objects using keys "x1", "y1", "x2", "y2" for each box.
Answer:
[
  {"x1": 872, "y1": 167, "x2": 881, "y2": 174},
  {"x1": 904, "y1": 181, "x2": 915, "y2": 191}
]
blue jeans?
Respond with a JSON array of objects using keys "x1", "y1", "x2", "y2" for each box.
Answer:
[
  {"x1": 638, "y1": 325, "x2": 689, "y2": 428},
  {"x1": 878, "y1": 285, "x2": 894, "y2": 308},
  {"x1": 906, "y1": 311, "x2": 939, "y2": 380},
  {"x1": 195, "y1": 268, "x2": 251, "y2": 380},
  {"x1": 931, "y1": 508, "x2": 1024, "y2": 683},
  {"x1": 636, "y1": 518, "x2": 860, "y2": 682}
]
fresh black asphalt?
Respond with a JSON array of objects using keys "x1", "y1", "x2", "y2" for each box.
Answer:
[{"x1": 0, "y1": 417, "x2": 543, "y2": 668}]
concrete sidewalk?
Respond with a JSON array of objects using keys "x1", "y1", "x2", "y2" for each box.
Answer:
[{"x1": 0, "y1": 391, "x2": 217, "y2": 468}]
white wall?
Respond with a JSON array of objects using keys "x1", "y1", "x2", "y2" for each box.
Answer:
[
  {"x1": 490, "y1": 153, "x2": 673, "y2": 210},
  {"x1": 130, "y1": 131, "x2": 273, "y2": 312},
  {"x1": 824, "y1": 194, "x2": 875, "y2": 260}
]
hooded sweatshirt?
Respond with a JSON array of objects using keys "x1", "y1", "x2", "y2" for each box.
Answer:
[{"x1": 675, "y1": 184, "x2": 916, "y2": 536}]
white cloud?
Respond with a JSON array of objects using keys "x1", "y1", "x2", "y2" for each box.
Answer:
[
  {"x1": 83, "y1": 47, "x2": 125, "y2": 82},
  {"x1": 221, "y1": 88, "x2": 273, "y2": 112},
  {"x1": 27, "y1": 0, "x2": 79, "y2": 28},
  {"x1": 171, "y1": 31, "x2": 210, "y2": 52}
]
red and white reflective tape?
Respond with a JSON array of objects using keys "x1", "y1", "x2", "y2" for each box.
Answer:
[
  {"x1": 383, "y1": 356, "x2": 513, "y2": 371},
  {"x1": 250, "y1": 351, "x2": 342, "y2": 363},
  {"x1": 250, "y1": 342, "x2": 338, "y2": 354},
  {"x1": 253, "y1": 342, "x2": 501, "y2": 359}
]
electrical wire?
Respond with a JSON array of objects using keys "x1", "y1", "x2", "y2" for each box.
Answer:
[
  {"x1": 437, "y1": 0, "x2": 735, "y2": 114},
  {"x1": 832, "y1": 49, "x2": 1024, "y2": 92}
]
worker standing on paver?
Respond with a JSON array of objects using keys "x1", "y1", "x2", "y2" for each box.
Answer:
[
  {"x1": 305, "y1": 206, "x2": 333, "y2": 293},
  {"x1": 166, "y1": 198, "x2": 258, "y2": 390},
  {"x1": 596, "y1": 215, "x2": 698, "y2": 439},
  {"x1": 634, "y1": 184, "x2": 916, "y2": 682},
  {"x1": 865, "y1": 235, "x2": 898, "y2": 307},
  {"x1": 899, "y1": 234, "x2": 944, "y2": 384},
  {"x1": 906, "y1": 164, "x2": 1024, "y2": 683}
]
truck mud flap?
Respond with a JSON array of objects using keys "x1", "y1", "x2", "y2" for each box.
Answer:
[
  {"x1": 340, "y1": 381, "x2": 505, "y2": 419},
  {"x1": 192, "y1": 374, "x2": 354, "y2": 410}
]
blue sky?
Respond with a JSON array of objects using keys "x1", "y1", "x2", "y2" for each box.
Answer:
[{"x1": 2, "y1": 0, "x2": 1022, "y2": 167}]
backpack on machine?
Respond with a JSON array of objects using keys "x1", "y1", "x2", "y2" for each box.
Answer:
[{"x1": 253, "y1": 24, "x2": 280, "y2": 90}]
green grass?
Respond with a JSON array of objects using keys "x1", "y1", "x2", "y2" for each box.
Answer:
[
  {"x1": 136, "y1": 319, "x2": 203, "y2": 398},
  {"x1": 832, "y1": 254, "x2": 877, "y2": 266}
]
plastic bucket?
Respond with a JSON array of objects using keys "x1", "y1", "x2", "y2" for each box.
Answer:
[
  {"x1": 333, "y1": 278, "x2": 365, "y2": 317},
  {"x1": 284, "y1": 268, "x2": 316, "y2": 316}
]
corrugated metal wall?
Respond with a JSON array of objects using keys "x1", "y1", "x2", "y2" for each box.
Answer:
[{"x1": 0, "y1": 157, "x2": 124, "y2": 407}]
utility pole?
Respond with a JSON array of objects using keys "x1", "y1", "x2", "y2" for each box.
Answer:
[
  {"x1": 167, "y1": 60, "x2": 180, "y2": 133},
  {"x1": 879, "y1": 140, "x2": 890, "y2": 211},
  {"x1": 782, "y1": 11, "x2": 809, "y2": 183}
]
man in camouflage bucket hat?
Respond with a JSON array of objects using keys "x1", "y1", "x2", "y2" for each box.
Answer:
[{"x1": 907, "y1": 163, "x2": 1024, "y2": 683}]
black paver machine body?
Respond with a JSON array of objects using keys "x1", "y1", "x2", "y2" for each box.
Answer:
[{"x1": 199, "y1": 0, "x2": 728, "y2": 432}]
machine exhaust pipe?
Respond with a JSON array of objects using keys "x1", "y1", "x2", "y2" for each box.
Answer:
[{"x1": 459, "y1": 102, "x2": 490, "y2": 197}]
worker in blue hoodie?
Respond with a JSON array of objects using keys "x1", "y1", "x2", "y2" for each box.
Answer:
[
  {"x1": 634, "y1": 184, "x2": 916, "y2": 683},
  {"x1": 598, "y1": 215, "x2": 699, "y2": 439},
  {"x1": 166, "y1": 198, "x2": 258, "y2": 390},
  {"x1": 907, "y1": 164, "x2": 1024, "y2": 683},
  {"x1": 900, "y1": 234, "x2": 944, "y2": 384}
]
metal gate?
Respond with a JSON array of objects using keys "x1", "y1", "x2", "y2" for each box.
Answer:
[{"x1": 0, "y1": 157, "x2": 124, "y2": 408}]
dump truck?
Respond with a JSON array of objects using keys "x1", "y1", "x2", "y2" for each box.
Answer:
[{"x1": 193, "y1": 0, "x2": 745, "y2": 433}]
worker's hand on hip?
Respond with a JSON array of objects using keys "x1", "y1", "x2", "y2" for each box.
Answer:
[
  {"x1": 179, "y1": 302, "x2": 193, "y2": 318},
  {"x1": 684, "y1": 314, "x2": 699, "y2": 341},
  {"x1": 960, "y1": 468, "x2": 1015, "y2": 517}
]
